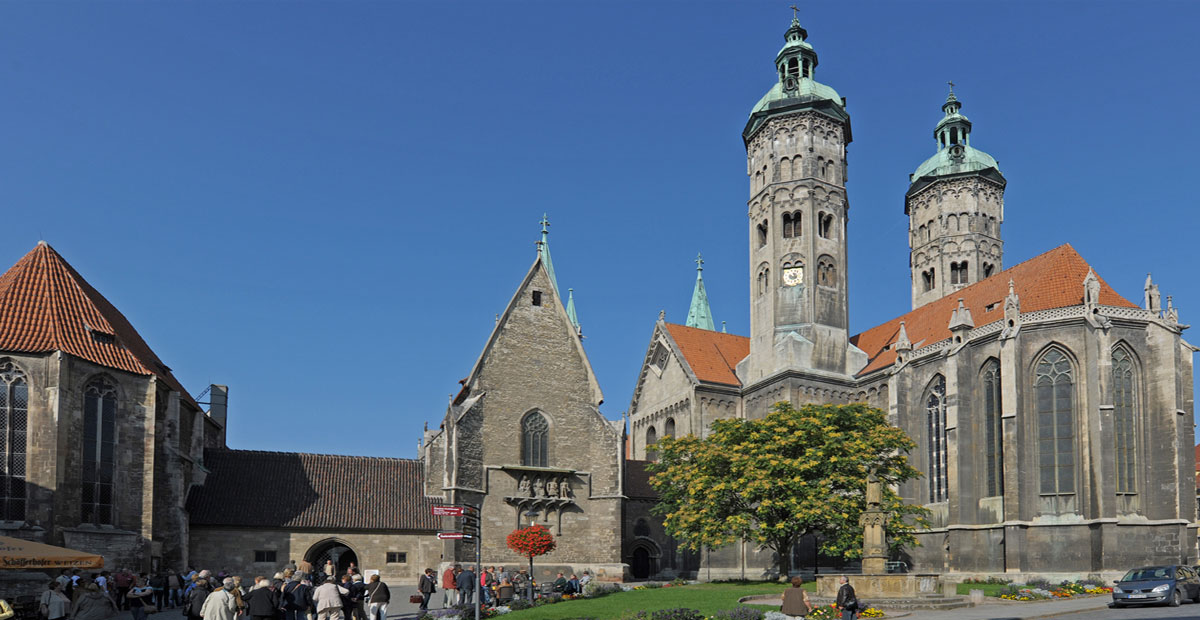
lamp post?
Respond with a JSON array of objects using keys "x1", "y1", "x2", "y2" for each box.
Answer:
[{"x1": 524, "y1": 509, "x2": 539, "y2": 602}]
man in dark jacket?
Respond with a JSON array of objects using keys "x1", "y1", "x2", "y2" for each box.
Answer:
[
  {"x1": 244, "y1": 578, "x2": 278, "y2": 620},
  {"x1": 454, "y1": 567, "x2": 476, "y2": 607},
  {"x1": 186, "y1": 578, "x2": 210, "y2": 620},
  {"x1": 835, "y1": 576, "x2": 858, "y2": 620},
  {"x1": 345, "y1": 575, "x2": 366, "y2": 620},
  {"x1": 280, "y1": 575, "x2": 313, "y2": 620},
  {"x1": 414, "y1": 570, "x2": 433, "y2": 613}
]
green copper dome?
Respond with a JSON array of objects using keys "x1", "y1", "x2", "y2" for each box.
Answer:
[
  {"x1": 910, "y1": 89, "x2": 1001, "y2": 184},
  {"x1": 744, "y1": 15, "x2": 849, "y2": 141}
]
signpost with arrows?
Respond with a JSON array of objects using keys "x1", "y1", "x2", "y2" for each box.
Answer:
[{"x1": 433, "y1": 503, "x2": 481, "y2": 620}]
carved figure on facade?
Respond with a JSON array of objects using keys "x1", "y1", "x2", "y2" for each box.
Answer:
[
  {"x1": 517, "y1": 475, "x2": 530, "y2": 496},
  {"x1": 545, "y1": 477, "x2": 558, "y2": 498},
  {"x1": 532, "y1": 476, "x2": 544, "y2": 498}
]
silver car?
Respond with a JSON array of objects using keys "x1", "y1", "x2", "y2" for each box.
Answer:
[{"x1": 1112, "y1": 565, "x2": 1200, "y2": 607}]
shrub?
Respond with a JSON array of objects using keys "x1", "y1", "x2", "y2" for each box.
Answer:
[
  {"x1": 648, "y1": 609, "x2": 703, "y2": 620},
  {"x1": 710, "y1": 607, "x2": 766, "y2": 620},
  {"x1": 583, "y1": 582, "x2": 623, "y2": 598},
  {"x1": 669, "y1": 578, "x2": 689, "y2": 586},
  {"x1": 508, "y1": 599, "x2": 533, "y2": 611}
]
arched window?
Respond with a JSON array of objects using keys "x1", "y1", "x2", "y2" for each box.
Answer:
[
  {"x1": 782, "y1": 212, "x2": 794, "y2": 238},
  {"x1": 645, "y1": 426, "x2": 658, "y2": 461},
  {"x1": 1035, "y1": 349, "x2": 1075, "y2": 499},
  {"x1": 817, "y1": 256, "x2": 836, "y2": 287},
  {"x1": 0, "y1": 361, "x2": 28, "y2": 521},
  {"x1": 1112, "y1": 347, "x2": 1137, "y2": 495},
  {"x1": 82, "y1": 378, "x2": 117, "y2": 525},
  {"x1": 925, "y1": 376, "x2": 948, "y2": 503},
  {"x1": 981, "y1": 360, "x2": 1003, "y2": 497},
  {"x1": 922, "y1": 268, "x2": 936, "y2": 292},
  {"x1": 818, "y1": 212, "x2": 834, "y2": 239},
  {"x1": 664, "y1": 418, "x2": 675, "y2": 439},
  {"x1": 521, "y1": 412, "x2": 549, "y2": 467},
  {"x1": 757, "y1": 220, "x2": 768, "y2": 248}
]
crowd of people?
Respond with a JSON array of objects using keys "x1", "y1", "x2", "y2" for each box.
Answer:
[
  {"x1": 416, "y1": 564, "x2": 592, "y2": 612},
  {"x1": 32, "y1": 561, "x2": 391, "y2": 620}
]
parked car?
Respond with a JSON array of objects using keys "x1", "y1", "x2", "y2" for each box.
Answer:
[{"x1": 1112, "y1": 565, "x2": 1200, "y2": 607}]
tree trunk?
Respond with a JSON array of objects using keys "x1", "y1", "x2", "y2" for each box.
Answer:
[{"x1": 774, "y1": 535, "x2": 795, "y2": 581}]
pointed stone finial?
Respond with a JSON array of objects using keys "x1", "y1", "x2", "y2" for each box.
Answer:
[
  {"x1": 895, "y1": 321, "x2": 912, "y2": 353},
  {"x1": 494, "y1": 313, "x2": 499, "y2": 326},
  {"x1": 658, "y1": 309, "x2": 665, "y2": 321},
  {"x1": 1083, "y1": 268, "x2": 1101, "y2": 308},
  {"x1": 949, "y1": 298, "x2": 975, "y2": 332},
  {"x1": 721, "y1": 321, "x2": 727, "y2": 333},
  {"x1": 566, "y1": 288, "x2": 581, "y2": 333},
  {"x1": 1008, "y1": 279, "x2": 1015, "y2": 297},
  {"x1": 1167, "y1": 295, "x2": 1179, "y2": 325},
  {"x1": 1145, "y1": 273, "x2": 1162, "y2": 313}
]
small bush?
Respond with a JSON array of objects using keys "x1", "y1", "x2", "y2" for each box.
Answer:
[
  {"x1": 508, "y1": 599, "x2": 533, "y2": 611},
  {"x1": 648, "y1": 609, "x2": 703, "y2": 620},
  {"x1": 710, "y1": 607, "x2": 765, "y2": 620},
  {"x1": 583, "y1": 582, "x2": 623, "y2": 598},
  {"x1": 669, "y1": 577, "x2": 689, "y2": 586}
]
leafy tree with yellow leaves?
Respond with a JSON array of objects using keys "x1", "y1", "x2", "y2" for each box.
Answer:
[{"x1": 648, "y1": 402, "x2": 926, "y2": 579}]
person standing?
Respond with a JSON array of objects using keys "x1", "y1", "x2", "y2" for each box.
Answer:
[
  {"x1": 200, "y1": 578, "x2": 239, "y2": 620},
  {"x1": 244, "y1": 577, "x2": 279, "y2": 620},
  {"x1": 113, "y1": 569, "x2": 133, "y2": 610},
  {"x1": 312, "y1": 575, "x2": 348, "y2": 620},
  {"x1": 346, "y1": 575, "x2": 366, "y2": 620},
  {"x1": 780, "y1": 576, "x2": 812, "y2": 619},
  {"x1": 70, "y1": 584, "x2": 118, "y2": 620},
  {"x1": 835, "y1": 576, "x2": 858, "y2": 620},
  {"x1": 126, "y1": 577, "x2": 154, "y2": 620},
  {"x1": 149, "y1": 572, "x2": 167, "y2": 610},
  {"x1": 365, "y1": 574, "x2": 391, "y2": 620},
  {"x1": 280, "y1": 575, "x2": 312, "y2": 620},
  {"x1": 185, "y1": 579, "x2": 209, "y2": 620},
  {"x1": 440, "y1": 566, "x2": 457, "y2": 609},
  {"x1": 414, "y1": 570, "x2": 433, "y2": 613},
  {"x1": 454, "y1": 566, "x2": 475, "y2": 607},
  {"x1": 39, "y1": 581, "x2": 71, "y2": 620}
]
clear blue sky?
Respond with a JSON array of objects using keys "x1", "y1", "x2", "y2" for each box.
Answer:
[{"x1": 2, "y1": 1, "x2": 1196, "y2": 458}]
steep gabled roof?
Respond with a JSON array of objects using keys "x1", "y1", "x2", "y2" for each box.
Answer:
[
  {"x1": 188, "y1": 449, "x2": 440, "y2": 531},
  {"x1": 851, "y1": 244, "x2": 1137, "y2": 376},
  {"x1": 0, "y1": 242, "x2": 198, "y2": 406},
  {"x1": 663, "y1": 323, "x2": 749, "y2": 387}
]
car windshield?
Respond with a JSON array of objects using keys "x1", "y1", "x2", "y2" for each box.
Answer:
[{"x1": 1122, "y1": 567, "x2": 1172, "y2": 582}]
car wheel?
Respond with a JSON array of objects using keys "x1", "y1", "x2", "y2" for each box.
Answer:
[{"x1": 1170, "y1": 589, "x2": 1182, "y2": 607}]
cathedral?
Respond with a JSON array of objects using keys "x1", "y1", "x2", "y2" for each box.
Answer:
[{"x1": 0, "y1": 15, "x2": 1193, "y2": 590}]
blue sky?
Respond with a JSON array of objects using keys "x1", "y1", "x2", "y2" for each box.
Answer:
[{"x1": 2, "y1": 1, "x2": 1196, "y2": 458}]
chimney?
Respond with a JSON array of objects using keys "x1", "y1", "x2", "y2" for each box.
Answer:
[{"x1": 208, "y1": 384, "x2": 229, "y2": 444}]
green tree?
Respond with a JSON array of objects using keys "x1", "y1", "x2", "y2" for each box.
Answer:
[{"x1": 648, "y1": 402, "x2": 927, "y2": 578}]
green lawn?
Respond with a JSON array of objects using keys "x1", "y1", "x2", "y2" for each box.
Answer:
[
  {"x1": 955, "y1": 582, "x2": 1009, "y2": 597},
  {"x1": 502, "y1": 582, "x2": 793, "y2": 619}
]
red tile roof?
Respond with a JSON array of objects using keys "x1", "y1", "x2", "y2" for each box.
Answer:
[
  {"x1": 663, "y1": 323, "x2": 750, "y2": 387},
  {"x1": 0, "y1": 242, "x2": 197, "y2": 406},
  {"x1": 850, "y1": 244, "x2": 1137, "y2": 376},
  {"x1": 188, "y1": 449, "x2": 440, "y2": 531}
]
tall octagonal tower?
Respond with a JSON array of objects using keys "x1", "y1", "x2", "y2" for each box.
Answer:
[{"x1": 737, "y1": 15, "x2": 865, "y2": 386}]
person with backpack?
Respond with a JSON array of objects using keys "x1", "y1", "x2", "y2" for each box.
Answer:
[
  {"x1": 185, "y1": 578, "x2": 210, "y2": 620},
  {"x1": 836, "y1": 576, "x2": 858, "y2": 620},
  {"x1": 280, "y1": 574, "x2": 313, "y2": 620}
]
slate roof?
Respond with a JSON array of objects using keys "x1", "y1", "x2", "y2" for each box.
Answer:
[
  {"x1": 188, "y1": 449, "x2": 440, "y2": 531},
  {"x1": 0, "y1": 242, "x2": 198, "y2": 406},
  {"x1": 851, "y1": 244, "x2": 1137, "y2": 376},
  {"x1": 663, "y1": 323, "x2": 750, "y2": 387},
  {"x1": 624, "y1": 459, "x2": 659, "y2": 499}
]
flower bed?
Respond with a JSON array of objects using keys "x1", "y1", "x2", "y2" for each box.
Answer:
[{"x1": 993, "y1": 580, "x2": 1112, "y2": 601}]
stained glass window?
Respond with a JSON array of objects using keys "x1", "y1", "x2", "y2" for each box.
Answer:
[
  {"x1": 1035, "y1": 349, "x2": 1074, "y2": 496},
  {"x1": 0, "y1": 361, "x2": 27, "y2": 521},
  {"x1": 1112, "y1": 347, "x2": 1137, "y2": 494},
  {"x1": 925, "y1": 375, "x2": 947, "y2": 502},
  {"x1": 82, "y1": 378, "x2": 117, "y2": 525},
  {"x1": 982, "y1": 360, "x2": 1003, "y2": 497},
  {"x1": 521, "y1": 412, "x2": 548, "y2": 467}
]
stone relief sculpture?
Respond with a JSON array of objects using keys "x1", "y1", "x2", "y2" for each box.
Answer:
[
  {"x1": 532, "y1": 476, "x2": 544, "y2": 498},
  {"x1": 558, "y1": 477, "x2": 571, "y2": 499},
  {"x1": 517, "y1": 475, "x2": 530, "y2": 496},
  {"x1": 546, "y1": 477, "x2": 558, "y2": 498}
]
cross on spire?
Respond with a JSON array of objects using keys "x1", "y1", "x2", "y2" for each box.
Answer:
[
  {"x1": 790, "y1": 4, "x2": 799, "y2": 20},
  {"x1": 539, "y1": 213, "x2": 550, "y2": 234},
  {"x1": 695, "y1": 252, "x2": 704, "y2": 271},
  {"x1": 947, "y1": 80, "x2": 955, "y2": 93}
]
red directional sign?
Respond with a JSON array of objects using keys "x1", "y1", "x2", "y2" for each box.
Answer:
[
  {"x1": 437, "y1": 532, "x2": 469, "y2": 540},
  {"x1": 432, "y1": 506, "x2": 465, "y2": 517}
]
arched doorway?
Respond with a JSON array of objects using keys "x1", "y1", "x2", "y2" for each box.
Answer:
[
  {"x1": 305, "y1": 539, "x2": 359, "y2": 583},
  {"x1": 629, "y1": 541, "x2": 660, "y2": 580}
]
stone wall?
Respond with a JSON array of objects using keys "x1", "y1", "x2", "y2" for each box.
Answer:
[{"x1": 189, "y1": 527, "x2": 439, "y2": 585}]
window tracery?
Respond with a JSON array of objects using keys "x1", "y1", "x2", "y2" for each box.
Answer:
[
  {"x1": 1035, "y1": 349, "x2": 1075, "y2": 498},
  {"x1": 0, "y1": 361, "x2": 27, "y2": 521},
  {"x1": 1112, "y1": 347, "x2": 1137, "y2": 495},
  {"x1": 981, "y1": 360, "x2": 1003, "y2": 497},
  {"x1": 521, "y1": 411, "x2": 549, "y2": 468},
  {"x1": 82, "y1": 377, "x2": 117, "y2": 525},
  {"x1": 925, "y1": 375, "x2": 948, "y2": 503}
]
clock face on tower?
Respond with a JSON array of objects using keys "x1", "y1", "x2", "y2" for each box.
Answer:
[{"x1": 782, "y1": 267, "x2": 804, "y2": 287}]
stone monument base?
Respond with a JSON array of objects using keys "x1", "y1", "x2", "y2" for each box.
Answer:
[{"x1": 816, "y1": 573, "x2": 943, "y2": 599}]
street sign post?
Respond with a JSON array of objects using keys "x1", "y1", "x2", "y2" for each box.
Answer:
[{"x1": 432, "y1": 503, "x2": 482, "y2": 620}]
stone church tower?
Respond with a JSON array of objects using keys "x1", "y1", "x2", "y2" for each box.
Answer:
[
  {"x1": 736, "y1": 15, "x2": 867, "y2": 397},
  {"x1": 907, "y1": 89, "x2": 1006, "y2": 309}
]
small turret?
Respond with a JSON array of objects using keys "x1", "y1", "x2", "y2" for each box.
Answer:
[{"x1": 686, "y1": 253, "x2": 715, "y2": 331}]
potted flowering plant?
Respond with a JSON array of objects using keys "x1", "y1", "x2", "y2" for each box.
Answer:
[{"x1": 506, "y1": 524, "x2": 556, "y2": 601}]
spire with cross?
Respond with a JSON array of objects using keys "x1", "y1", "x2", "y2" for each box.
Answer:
[{"x1": 686, "y1": 253, "x2": 715, "y2": 331}]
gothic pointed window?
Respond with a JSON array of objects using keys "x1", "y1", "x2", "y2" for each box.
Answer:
[
  {"x1": 925, "y1": 375, "x2": 948, "y2": 503},
  {"x1": 981, "y1": 360, "x2": 1003, "y2": 498},
  {"x1": 82, "y1": 378, "x2": 117, "y2": 525},
  {"x1": 521, "y1": 411, "x2": 549, "y2": 467},
  {"x1": 645, "y1": 426, "x2": 658, "y2": 462},
  {"x1": 757, "y1": 220, "x2": 768, "y2": 248},
  {"x1": 1035, "y1": 349, "x2": 1075, "y2": 500},
  {"x1": 1112, "y1": 347, "x2": 1137, "y2": 495},
  {"x1": 664, "y1": 418, "x2": 675, "y2": 439},
  {"x1": 0, "y1": 361, "x2": 28, "y2": 521}
]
